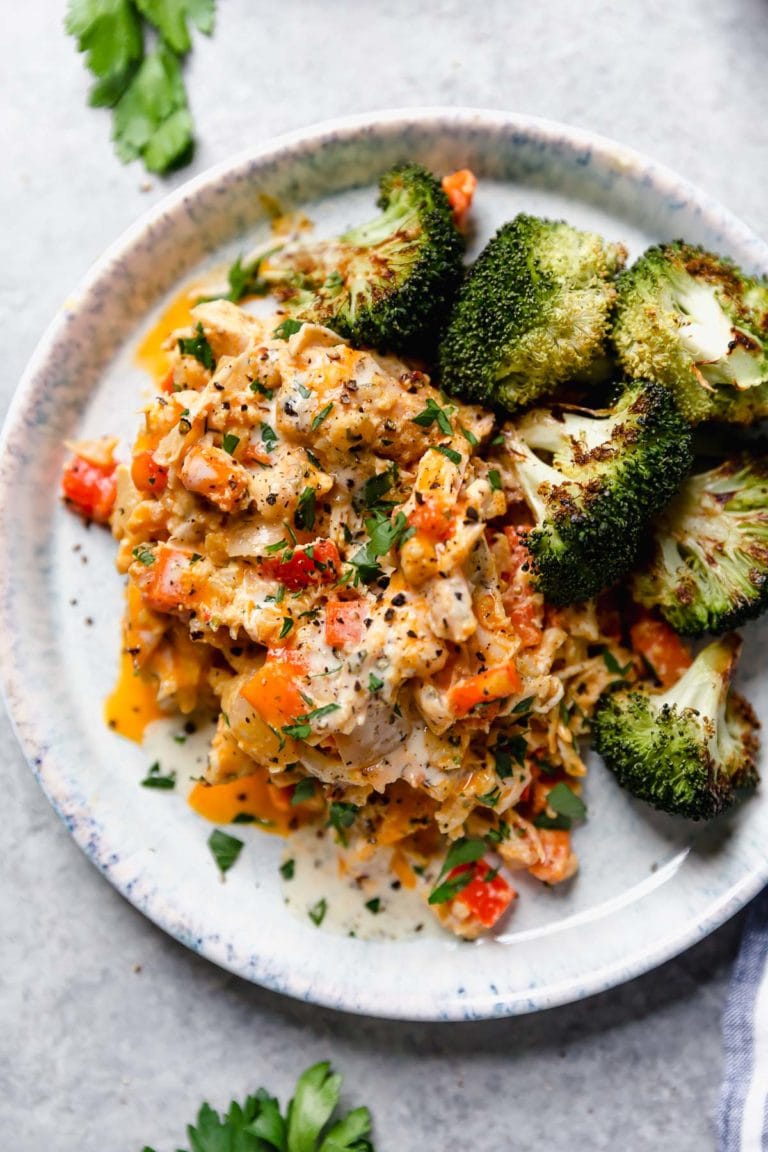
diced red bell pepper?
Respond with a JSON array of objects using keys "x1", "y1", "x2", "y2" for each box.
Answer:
[
  {"x1": 261, "y1": 539, "x2": 341, "y2": 591},
  {"x1": 131, "y1": 450, "x2": 168, "y2": 495},
  {"x1": 325, "y1": 599, "x2": 365, "y2": 648},
  {"x1": 448, "y1": 661, "x2": 522, "y2": 717},
  {"x1": 449, "y1": 860, "x2": 515, "y2": 928},
  {"x1": 61, "y1": 454, "x2": 117, "y2": 523},
  {"x1": 629, "y1": 614, "x2": 691, "y2": 688},
  {"x1": 407, "y1": 497, "x2": 453, "y2": 542},
  {"x1": 441, "y1": 169, "x2": 477, "y2": 228}
]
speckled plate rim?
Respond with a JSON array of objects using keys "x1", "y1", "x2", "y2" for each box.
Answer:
[{"x1": 2, "y1": 108, "x2": 768, "y2": 1021}]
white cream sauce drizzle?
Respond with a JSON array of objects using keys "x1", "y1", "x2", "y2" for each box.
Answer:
[{"x1": 280, "y1": 825, "x2": 442, "y2": 942}]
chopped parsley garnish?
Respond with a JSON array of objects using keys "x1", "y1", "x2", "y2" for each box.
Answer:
[
  {"x1": 348, "y1": 511, "x2": 415, "y2": 584},
  {"x1": 265, "y1": 584, "x2": 286, "y2": 604},
  {"x1": 250, "y1": 379, "x2": 274, "y2": 399},
  {"x1": 602, "y1": 648, "x2": 634, "y2": 677},
  {"x1": 279, "y1": 617, "x2": 294, "y2": 639},
  {"x1": 223, "y1": 253, "x2": 269, "y2": 303},
  {"x1": 280, "y1": 858, "x2": 295, "y2": 881},
  {"x1": 352, "y1": 464, "x2": 399, "y2": 514},
  {"x1": 492, "y1": 735, "x2": 527, "y2": 778},
  {"x1": 260, "y1": 421, "x2": 278, "y2": 453},
  {"x1": 459, "y1": 425, "x2": 479, "y2": 447},
  {"x1": 178, "y1": 322, "x2": 215, "y2": 371},
  {"x1": 231, "y1": 813, "x2": 274, "y2": 826},
  {"x1": 477, "y1": 787, "x2": 501, "y2": 808},
  {"x1": 488, "y1": 469, "x2": 502, "y2": 491},
  {"x1": 533, "y1": 782, "x2": 587, "y2": 830},
  {"x1": 327, "y1": 802, "x2": 359, "y2": 846},
  {"x1": 294, "y1": 486, "x2": 317, "y2": 531},
  {"x1": 411, "y1": 397, "x2": 453, "y2": 436},
  {"x1": 140, "y1": 761, "x2": 175, "y2": 789},
  {"x1": 365, "y1": 898, "x2": 381, "y2": 914},
  {"x1": 428, "y1": 836, "x2": 487, "y2": 905},
  {"x1": 283, "y1": 703, "x2": 341, "y2": 741},
  {"x1": 132, "y1": 545, "x2": 155, "y2": 566},
  {"x1": 512, "y1": 695, "x2": 535, "y2": 714},
  {"x1": 434, "y1": 444, "x2": 462, "y2": 466},
  {"x1": 311, "y1": 402, "x2": 334, "y2": 432},
  {"x1": 305, "y1": 448, "x2": 322, "y2": 469},
  {"x1": 222, "y1": 432, "x2": 240, "y2": 455},
  {"x1": 308, "y1": 898, "x2": 327, "y2": 926},
  {"x1": 273, "y1": 317, "x2": 304, "y2": 340},
  {"x1": 207, "y1": 828, "x2": 243, "y2": 875},
  {"x1": 264, "y1": 537, "x2": 290, "y2": 554},
  {"x1": 368, "y1": 673, "x2": 384, "y2": 693},
  {"x1": 291, "y1": 778, "x2": 317, "y2": 804},
  {"x1": 492, "y1": 433, "x2": 506, "y2": 446}
]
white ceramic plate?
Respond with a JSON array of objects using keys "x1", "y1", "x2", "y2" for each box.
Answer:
[{"x1": 2, "y1": 109, "x2": 767, "y2": 1021}]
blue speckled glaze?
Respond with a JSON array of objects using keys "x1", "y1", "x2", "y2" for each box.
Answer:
[{"x1": 2, "y1": 109, "x2": 768, "y2": 1022}]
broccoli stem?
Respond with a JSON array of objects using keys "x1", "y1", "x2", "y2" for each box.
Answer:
[
  {"x1": 655, "y1": 634, "x2": 739, "y2": 720},
  {"x1": 503, "y1": 435, "x2": 560, "y2": 525}
]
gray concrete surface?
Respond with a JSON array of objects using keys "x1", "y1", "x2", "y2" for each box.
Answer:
[{"x1": 2, "y1": 1, "x2": 766, "y2": 1148}]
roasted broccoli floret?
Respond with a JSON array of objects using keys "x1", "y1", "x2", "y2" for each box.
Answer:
[
  {"x1": 438, "y1": 214, "x2": 626, "y2": 413},
  {"x1": 503, "y1": 380, "x2": 692, "y2": 605},
  {"x1": 261, "y1": 163, "x2": 464, "y2": 354},
  {"x1": 633, "y1": 452, "x2": 768, "y2": 635},
  {"x1": 613, "y1": 242, "x2": 768, "y2": 425},
  {"x1": 593, "y1": 634, "x2": 759, "y2": 819}
]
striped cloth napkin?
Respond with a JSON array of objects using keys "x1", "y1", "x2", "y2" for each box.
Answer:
[{"x1": 719, "y1": 887, "x2": 768, "y2": 1150}]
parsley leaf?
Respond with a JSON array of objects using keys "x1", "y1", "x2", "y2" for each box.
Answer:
[
  {"x1": 327, "y1": 802, "x2": 359, "y2": 846},
  {"x1": 365, "y1": 898, "x2": 381, "y2": 915},
  {"x1": 134, "y1": 0, "x2": 215, "y2": 55},
  {"x1": 492, "y1": 735, "x2": 527, "y2": 779},
  {"x1": 273, "y1": 317, "x2": 304, "y2": 340},
  {"x1": 222, "y1": 432, "x2": 239, "y2": 455},
  {"x1": 434, "y1": 444, "x2": 462, "y2": 466},
  {"x1": 411, "y1": 396, "x2": 454, "y2": 436},
  {"x1": 295, "y1": 487, "x2": 317, "y2": 531},
  {"x1": 207, "y1": 828, "x2": 243, "y2": 875},
  {"x1": 112, "y1": 45, "x2": 194, "y2": 174},
  {"x1": 66, "y1": 0, "x2": 215, "y2": 174},
  {"x1": 132, "y1": 544, "x2": 155, "y2": 566},
  {"x1": 283, "y1": 703, "x2": 341, "y2": 741},
  {"x1": 427, "y1": 836, "x2": 486, "y2": 905},
  {"x1": 66, "y1": 0, "x2": 143, "y2": 106},
  {"x1": 311, "y1": 402, "x2": 334, "y2": 432},
  {"x1": 308, "y1": 898, "x2": 327, "y2": 927},
  {"x1": 291, "y1": 778, "x2": 317, "y2": 805},
  {"x1": 140, "y1": 761, "x2": 175, "y2": 789},
  {"x1": 352, "y1": 467, "x2": 397, "y2": 514},
  {"x1": 368, "y1": 673, "x2": 384, "y2": 693},
  {"x1": 348, "y1": 511, "x2": 414, "y2": 584},
  {"x1": 145, "y1": 1060, "x2": 375, "y2": 1152},
  {"x1": 178, "y1": 321, "x2": 215, "y2": 370},
  {"x1": 602, "y1": 648, "x2": 634, "y2": 677},
  {"x1": 279, "y1": 617, "x2": 294, "y2": 639},
  {"x1": 547, "y1": 782, "x2": 587, "y2": 821},
  {"x1": 488, "y1": 469, "x2": 502, "y2": 491},
  {"x1": 220, "y1": 254, "x2": 269, "y2": 302},
  {"x1": 280, "y1": 858, "x2": 295, "y2": 880}
]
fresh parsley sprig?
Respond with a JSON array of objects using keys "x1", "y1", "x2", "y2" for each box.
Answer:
[
  {"x1": 141, "y1": 1061, "x2": 375, "y2": 1151},
  {"x1": 348, "y1": 511, "x2": 414, "y2": 585},
  {"x1": 65, "y1": 0, "x2": 216, "y2": 175}
]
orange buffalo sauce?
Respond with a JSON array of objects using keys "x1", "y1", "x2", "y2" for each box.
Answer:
[
  {"x1": 188, "y1": 770, "x2": 300, "y2": 836},
  {"x1": 104, "y1": 651, "x2": 166, "y2": 742},
  {"x1": 135, "y1": 286, "x2": 200, "y2": 380}
]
